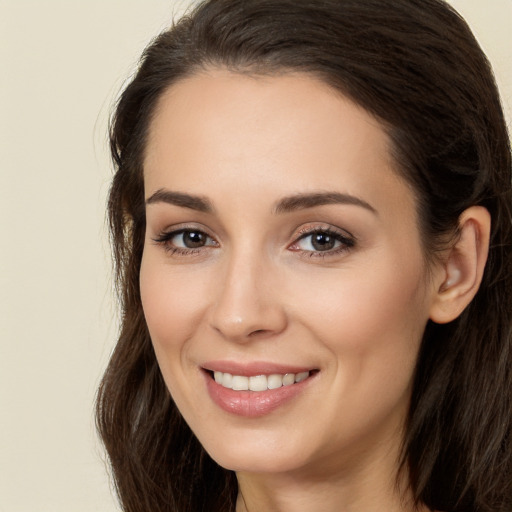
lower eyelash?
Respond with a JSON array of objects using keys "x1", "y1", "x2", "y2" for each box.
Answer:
[
  {"x1": 160, "y1": 245, "x2": 203, "y2": 256},
  {"x1": 296, "y1": 241, "x2": 354, "y2": 259}
]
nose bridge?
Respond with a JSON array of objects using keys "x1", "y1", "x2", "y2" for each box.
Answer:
[{"x1": 209, "y1": 242, "x2": 286, "y2": 341}]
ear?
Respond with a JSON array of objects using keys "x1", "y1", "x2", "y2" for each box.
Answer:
[{"x1": 429, "y1": 206, "x2": 491, "y2": 324}]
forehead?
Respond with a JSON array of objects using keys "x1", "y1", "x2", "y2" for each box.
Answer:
[{"x1": 143, "y1": 69, "x2": 416, "y2": 222}]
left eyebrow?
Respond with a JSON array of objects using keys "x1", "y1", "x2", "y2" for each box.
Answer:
[{"x1": 273, "y1": 192, "x2": 377, "y2": 215}]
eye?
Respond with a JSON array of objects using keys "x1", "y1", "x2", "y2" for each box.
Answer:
[
  {"x1": 296, "y1": 231, "x2": 341, "y2": 251},
  {"x1": 289, "y1": 227, "x2": 355, "y2": 256},
  {"x1": 152, "y1": 228, "x2": 218, "y2": 254},
  {"x1": 170, "y1": 230, "x2": 214, "y2": 249}
]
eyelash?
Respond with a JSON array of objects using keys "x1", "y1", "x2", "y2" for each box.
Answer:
[
  {"x1": 291, "y1": 227, "x2": 355, "y2": 258},
  {"x1": 152, "y1": 225, "x2": 356, "y2": 259},
  {"x1": 152, "y1": 227, "x2": 218, "y2": 256}
]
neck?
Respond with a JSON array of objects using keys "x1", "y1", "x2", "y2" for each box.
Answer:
[
  {"x1": 235, "y1": 440, "x2": 427, "y2": 512},
  {"x1": 236, "y1": 473, "x2": 427, "y2": 512}
]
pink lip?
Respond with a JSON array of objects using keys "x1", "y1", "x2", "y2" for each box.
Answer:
[{"x1": 201, "y1": 362, "x2": 317, "y2": 418}]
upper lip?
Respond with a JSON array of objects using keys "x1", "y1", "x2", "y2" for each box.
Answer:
[{"x1": 201, "y1": 360, "x2": 316, "y2": 376}]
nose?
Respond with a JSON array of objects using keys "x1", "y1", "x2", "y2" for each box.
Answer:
[{"x1": 208, "y1": 250, "x2": 288, "y2": 342}]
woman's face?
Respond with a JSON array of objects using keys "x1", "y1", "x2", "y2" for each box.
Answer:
[{"x1": 140, "y1": 70, "x2": 440, "y2": 477}]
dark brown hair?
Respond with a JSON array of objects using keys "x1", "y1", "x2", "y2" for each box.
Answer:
[{"x1": 96, "y1": 1, "x2": 512, "y2": 511}]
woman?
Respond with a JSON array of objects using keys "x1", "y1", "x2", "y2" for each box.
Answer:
[{"x1": 96, "y1": 1, "x2": 512, "y2": 511}]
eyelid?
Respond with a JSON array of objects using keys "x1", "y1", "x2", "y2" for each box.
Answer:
[
  {"x1": 294, "y1": 223, "x2": 354, "y2": 239},
  {"x1": 155, "y1": 229, "x2": 217, "y2": 246},
  {"x1": 152, "y1": 222, "x2": 217, "y2": 240}
]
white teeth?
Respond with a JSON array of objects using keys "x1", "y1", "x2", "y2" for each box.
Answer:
[
  {"x1": 211, "y1": 370, "x2": 311, "y2": 391},
  {"x1": 222, "y1": 372, "x2": 233, "y2": 388},
  {"x1": 295, "y1": 371, "x2": 309, "y2": 383},
  {"x1": 282, "y1": 373, "x2": 295, "y2": 386},
  {"x1": 267, "y1": 374, "x2": 284, "y2": 389},
  {"x1": 232, "y1": 375, "x2": 249, "y2": 390},
  {"x1": 249, "y1": 375, "x2": 268, "y2": 391}
]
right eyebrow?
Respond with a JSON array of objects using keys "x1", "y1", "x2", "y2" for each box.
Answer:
[
  {"x1": 145, "y1": 189, "x2": 214, "y2": 213},
  {"x1": 273, "y1": 191, "x2": 377, "y2": 215}
]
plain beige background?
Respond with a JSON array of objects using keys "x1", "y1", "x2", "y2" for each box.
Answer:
[{"x1": 0, "y1": 1, "x2": 510, "y2": 511}]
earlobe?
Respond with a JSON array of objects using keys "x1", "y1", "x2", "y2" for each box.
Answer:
[{"x1": 429, "y1": 206, "x2": 491, "y2": 324}]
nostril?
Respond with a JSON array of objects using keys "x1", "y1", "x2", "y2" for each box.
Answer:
[{"x1": 249, "y1": 329, "x2": 267, "y2": 337}]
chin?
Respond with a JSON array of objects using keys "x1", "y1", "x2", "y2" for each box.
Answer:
[
  {"x1": 213, "y1": 451, "x2": 306, "y2": 475},
  {"x1": 199, "y1": 430, "x2": 310, "y2": 474}
]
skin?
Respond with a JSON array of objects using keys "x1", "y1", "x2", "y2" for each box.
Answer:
[{"x1": 140, "y1": 69, "x2": 448, "y2": 512}]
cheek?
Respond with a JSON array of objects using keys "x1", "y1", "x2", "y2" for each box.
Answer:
[
  {"x1": 288, "y1": 252, "x2": 429, "y2": 380},
  {"x1": 293, "y1": 259, "x2": 429, "y2": 439},
  {"x1": 139, "y1": 252, "x2": 215, "y2": 415},
  {"x1": 139, "y1": 253, "x2": 209, "y2": 360}
]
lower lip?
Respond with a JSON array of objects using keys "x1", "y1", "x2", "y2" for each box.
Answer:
[{"x1": 204, "y1": 371, "x2": 315, "y2": 417}]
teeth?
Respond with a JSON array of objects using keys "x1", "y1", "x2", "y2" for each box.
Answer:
[
  {"x1": 282, "y1": 373, "x2": 295, "y2": 386},
  {"x1": 232, "y1": 375, "x2": 249, "y2": 390},
  {"x1": 268, "y1": 374, "x2": 283, "y2": 389},
  {"x1": 249, "y1": 375, "x2": 267, "y2": 392},
  {"x1": 295, "y1": 371, "x2": 309, "y2": 383},
  {"x1": 212, "y1": 371, "x2": 311, "y2": 391},
  {"x1": 222, "y1": 372, "x2": 233, "y2": 388}
]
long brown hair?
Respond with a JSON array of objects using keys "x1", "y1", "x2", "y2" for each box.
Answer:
[{"x1": 96, "y1": 1, "x2": 512, "y2": 511}]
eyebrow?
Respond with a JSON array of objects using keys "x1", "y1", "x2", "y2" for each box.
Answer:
[
  {"x1": 145, "y1": 189, "x2": 377, "y2": 216},
  {"x1": 273, "y1": 192, "x2": 377, "y2": 215},
  {"x1": 145, "y1": 189, "x2": 214, "y2": 213}
]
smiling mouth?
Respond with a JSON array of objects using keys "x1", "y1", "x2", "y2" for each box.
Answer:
[
  {"x1": 203, "y1": 367, "x2": 319, "y2": 416},
  {"x1": 206, "y1": 370, "x2": 317, "y2": 391}
]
